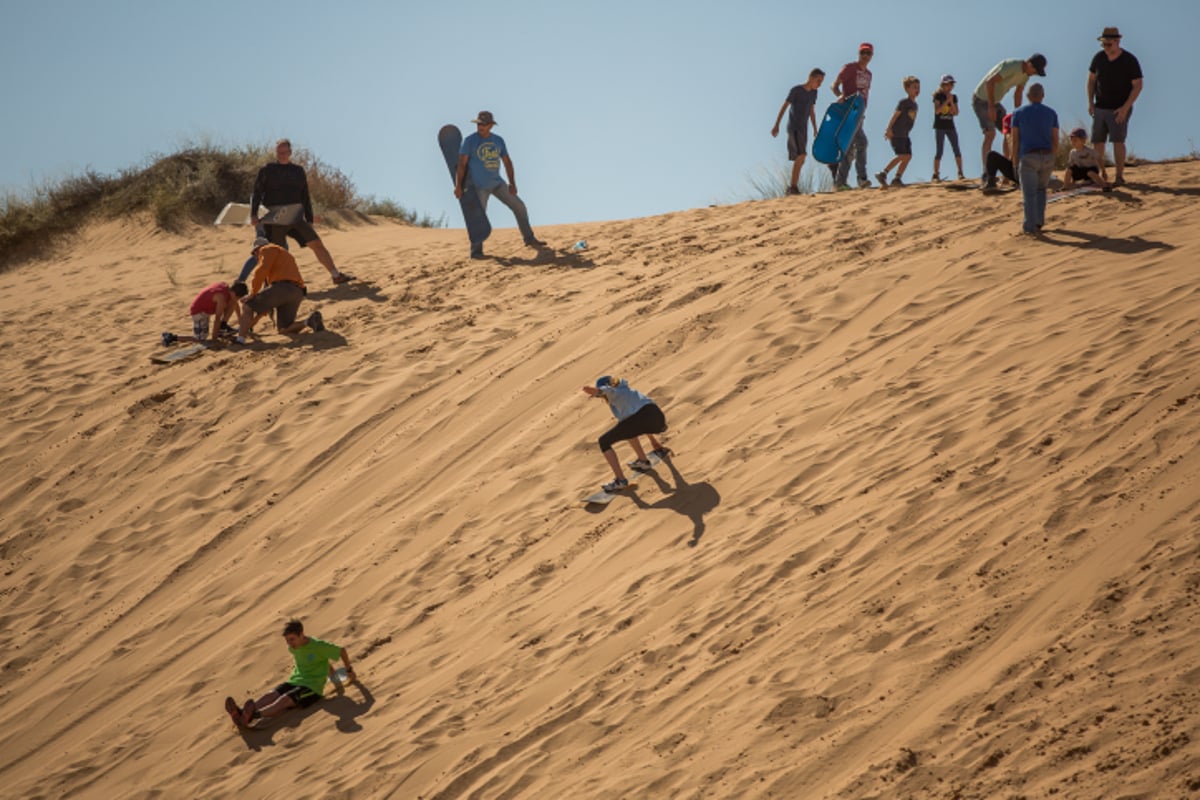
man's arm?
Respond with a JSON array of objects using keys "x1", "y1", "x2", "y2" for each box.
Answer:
[
  {"x1": 337, "y1": 647, "x2": 356, "y2": 682},
  {"x1": 454, "y1": 154, "x2": 469, "y2": 198},
  {"x1": 250, "y1": 167, "x2": 266, "y2": 224},
  {"x1": 1086, "y1": 71, "x2": 1098, "y2": 116},
  {"x1": 985, "y1": 72, "x2": 1001, "y2": 118},
  {"x1": 771, "y1": 100, "x2": 790, "y2": 136},
  {"x1": 884, "y1": 109, "x2": 900, "y2": 138},
  {"x1": 810, "y1": 105, "x2": 818, "y2": 137},
  {"x1": 502, "y1": 155, "x2": 517, "y2": 195},
  {"x1": 1013, "y1": 83, "x2": 1024, "y2": 109},
  {"x1": 301, "y1": 171, "x2": 314, "y2": 224},
  {"x1": 1117, "y1": 78, "x2": 1143, "y2": 123},
  {"x1": 1010, "y1": 126, "x2": 1021, "y2": 172},
  {"x1": 212, "y1": 294, "x2": 227, "y2": 341}
]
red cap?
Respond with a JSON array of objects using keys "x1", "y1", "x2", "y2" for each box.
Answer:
[
  {"x1": 1001, "y1": 113, "x2": 1013, "y2": 135},
  {"x1": 859, "y1": 42, "x2": 874, "y2": 53}
]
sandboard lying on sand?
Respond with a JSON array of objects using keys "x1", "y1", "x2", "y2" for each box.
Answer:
[
  {"x1": 1048, "y1": 185, "x2": 1104, "y2": 203},
  {"x1": 150, "y1": 343, "x2": 205, "y2": 364}
]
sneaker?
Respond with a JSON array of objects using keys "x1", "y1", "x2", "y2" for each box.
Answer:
[
  {"x1": 874, "y1": 170, "x2": 889, "y2": 189},
  {"x1": 524, "y1": 237, "x2": 547, "y2": 247},
  {"x1": 240, "y1": 699, "x2": 256, "y2": 726},
  {"x1": 161, "y1": 332, "x2": 177, "y2": 347},
  {"x1": 1113, "y1": 176, "x2": 1126, "y2": 187},
  {"x1": 332, "y1": 272, "x2": 354, "y2": 284},
  {"x1": 234, "y1": 335, "x2": 248, "y2": 345},
  {"x1": 469, "y1": 248, "x2": 486, "y2": 260},
  {"x1": 931, "y1": 173, "x2": 941, "y2": 183},
  {"x1": 305, "y1": 310, "x2": 325, "y2": 332},
  {"x1": 786, "y1": 185, "x2": 801, "y2": 196},
  {"x1": 651, "y1": 447, "x2": 672, "y2": 460},
  {"x1": 982, "y1": 177, "x2": 998, "y2": 191},
  {"x1": 858, "y1": 177, "x2": 873, "y2": 189},
  {"x1": 630, "y1": 459, "x2": 653, "y2": 472},
  {"x1": 601, "y1": 478, "x2": 629, "y2": 493},
  {"x1": 957, "y1": 173, "x2": 966, "y2": 180},
  {"x1": 890, "y1": 177, "x2": 906, "y2": 187},
  {"x1": 835, "y1": 184, "x2": 853, "y2": 192}
]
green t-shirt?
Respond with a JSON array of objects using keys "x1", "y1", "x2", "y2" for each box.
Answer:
[
  {"x1": 974, "y1": 59, "x2": 1031, "y2": 103},
  {"x1": 287, "y1": 636, "x2": 342, "y2": 695}
]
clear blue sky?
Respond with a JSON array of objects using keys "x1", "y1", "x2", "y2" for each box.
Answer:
[{"x1": 2, "y1": 0, "x2": 1196, "y2": 227}]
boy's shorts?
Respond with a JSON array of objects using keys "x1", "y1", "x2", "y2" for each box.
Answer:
[
  {"x1": 1090, "y1": 107, "x2": 1130, "y2": 144},
  {"x1": 273, "y1": 682, "x2": 322, "y2": 708},
  {"x1": 245, "y1": 281, "x2": 305, "y2": 329},
  {"x1": 191, "y1": 313, "x2": 210, "y2": 340},
  {"x1": 889, "y1": 136, "x2": 912, "y2": 156},
  {"x1": 265, "y1": 220, "x2": 320, "y2": 248},
  {"x1": 971, "y1": 97, "x2": 1007, "y2": 133},
  {"x1": 1068, "y1": 165, "x2": 1094, "y2": 182},
  {"x1": 786, "y1": 128, "x2": 809, "y2": 161}
]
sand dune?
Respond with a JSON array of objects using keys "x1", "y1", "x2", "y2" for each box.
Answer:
[{"x1": 2, "y1": 162, "x2": 1199, "y2": 799}]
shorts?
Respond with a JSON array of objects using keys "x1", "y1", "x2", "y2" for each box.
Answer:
[
  {"x1": 265, "y1": 220, "x2": 320, "y2": 248},
  {"x1": 191, "y1": 313, "x2": 210, "y2": 340},
  {"x1": 1068, "y1": 164, "x2": 1095, "y2": 181},
  {"x1": 244, "y1": 281, "x2": 305, "y2": 329},
  {"x1": 971, "y1": 97, "x2": 1007, "y2": 133},
  {"x1": 273, "y1": 682, "x2": 322, "y2": 709},
  {"x1": 889, "y1": 136, "x2": 912, "y2": 156},
  {"x1": 598, "y1": 403, "x2": 667, "y2": 452},
  {"x1": 786, "y1": 128, "x2": 808, "y2": 161},
  {"x1": 1091, "y1": 107, "x2": 1130, "y2": 144}
]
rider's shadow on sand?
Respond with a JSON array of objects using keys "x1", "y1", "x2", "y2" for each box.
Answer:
[
  {"x1": 629, "y1": 457, "x2": 720, "y2": 547},
  {"x1": 237, "y1": 681, "x2": 375, "y2": 751}
]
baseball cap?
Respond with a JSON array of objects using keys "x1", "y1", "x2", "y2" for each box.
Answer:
[
  {"x1": 940, "y1": 73, "x2": 956, "y2": 84},
  {"x1": 595, "y1": 375, "x2": 613, "y2": 389},
  {"x1": 1001, "y1": 113, "x2": 1013, "y2": 135},
  {"x1": 471, "y1": 110, "x2": 497, "y2": 125},
  {"x1": 858, "y1": 42, "x2": 874, "y2": 54},
  {"x1": 1070, "y1": 127, "x2": 1088, "y2": 139},
  {"x1": 252, "y1": 236, "x2": 269, "y2": 249},
  {"x1": 1098, "y1": 26, "x2": 1121, "y2": 40},
  {"x1": 1029, "y1": 53, "x2": 1047, "y2": 76}
]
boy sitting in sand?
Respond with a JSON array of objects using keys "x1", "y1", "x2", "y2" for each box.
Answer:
[
  {"x1": 1063, "y1": 127, "x2": 1111, "y2": 191},
  {"x1": 876, "y1": 76, "x2": 920, "y2": 188},
  {"x1": 226, "y1": 620, "x2": 355, "y2": 728},
  {"x1": 161, "y1": 280, "x2": 247, "y2": 347},
  {"x1": 582, "y1": 376, "x2": 670, "y2": 493}
]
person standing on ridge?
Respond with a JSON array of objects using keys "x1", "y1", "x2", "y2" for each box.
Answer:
[
  {"x1": 455, "y1": 111, "x2": 546, "y2": 259},
  {"x1": 1088, "y1": 26, "x2": 1143, "y2": 186},
  {"x1": 830, "y1": 43, "x2": 875, "y2": 190},
  {"x1": 251, "y1": 138, "x2": 353, "y2": 285}
]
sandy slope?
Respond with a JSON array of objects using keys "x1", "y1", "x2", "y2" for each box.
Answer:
[{"x1": 2, "y1": 162, "x2": 1199, "y2": 799}]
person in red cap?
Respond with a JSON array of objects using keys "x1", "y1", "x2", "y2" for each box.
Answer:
[
  {"x1": 1088, "y1": 27, "x2": 1142, "y2": 186},
  {"x1": 829, "y1": 43, "x2": 875, "y2": 190}
]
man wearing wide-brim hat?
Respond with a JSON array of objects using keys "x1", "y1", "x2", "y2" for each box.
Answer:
[{"x1": 1088, "y1": 26, "x2": 1143, "y2": 186}]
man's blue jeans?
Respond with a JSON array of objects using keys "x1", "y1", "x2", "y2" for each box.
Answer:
[
  {"x1": 476, "y1": 182, "x2": 536, "y2": 242},
  {"x1": 1018, "y1": 152, "x2": 1054, "y2": 233}
]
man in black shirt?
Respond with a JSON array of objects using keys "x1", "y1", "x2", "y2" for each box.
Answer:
[
  {"x1": 251, "y1": 139, "x2": 352, "y2": 284},
  {"x1": 1087, "y1": 27, "x2": 1143, "y2": 186}
]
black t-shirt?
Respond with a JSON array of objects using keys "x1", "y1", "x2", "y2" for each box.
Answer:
[
  {"x1": 785, "y1": 84, "x2": 818, "y2": 132},
  {"x1": 932, "y1": 91, "x2": 957, "y2": 130},
  {"x1": 251, "y1": 162, "x2": 314, "y2": 222},
  {"x1": 1089, "y1": 49, "x2": 1143, "y2": 109},
  {"x1": 891, "y1": 97, "x2": 918, "y2": 138}
]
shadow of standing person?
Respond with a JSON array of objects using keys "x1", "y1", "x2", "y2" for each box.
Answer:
[{"x1": 630, "y1": 455, "x2": 720, "y2": 547}]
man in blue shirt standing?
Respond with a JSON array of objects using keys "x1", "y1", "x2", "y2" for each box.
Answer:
[
  {"x1": 454, "y1": 111, "x2": 545, "y2": 259},
  {"x1": 1010, "y1": 83, "x2": 1059, "y2": 235}
]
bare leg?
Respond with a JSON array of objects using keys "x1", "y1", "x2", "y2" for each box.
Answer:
[
  {"x1": 895, "y1": 155, "x2": 912, "y2": 179},
  {"x1": 306, "y1": 239, "x2": 341, "y2": 279},
  {"x1": 789, "y1": 155, "x2": 805, "y2": 189},
  {"x1": 981, "y1": 130, "x2": 996, "y2": 177},
  {"x1": 629, "y1": 438, "x2": 648, "y2": 461},
  {"x1": 955, "y1": 155, "x2": 964, "y2": 178},
  {"x1": 647, "y1": 434, "x2": 665, "y2": 453},
  {"x1": 1113, "y1": 142, "x2": 1126, "y2": 182},
  {"x1": 932, "y1": 157, "x2": 941, "y2": 178},
  {"x1": 254, "y1": 691, "x2": 298, "y2": 719},
  {"x1": 1093, "y1": 142, "x2": 1109, "y2": 182},
  {"x1": 603, "y1": 449, "x2": 626, "y2": 481}
]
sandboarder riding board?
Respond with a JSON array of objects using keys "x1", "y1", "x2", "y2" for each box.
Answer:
[
  {"x1": 438, "y1": 125, "x2": 492, "y2": 256},
  {"x1": 812, "y1": 94, "x2": 865, "y2": 165}
]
